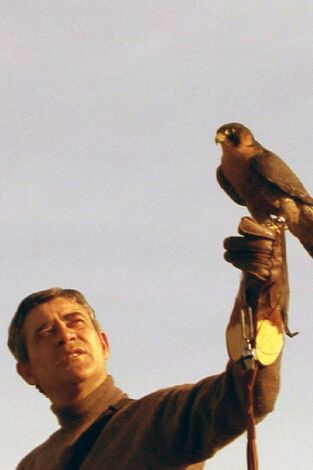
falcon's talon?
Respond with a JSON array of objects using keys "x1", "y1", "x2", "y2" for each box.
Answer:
[
  {"x1": 269, "y1": 214, "x2": 286, "y2": 223},
  {"x1": 268, "y1": 215, "x2": 288, "y2": 231}
]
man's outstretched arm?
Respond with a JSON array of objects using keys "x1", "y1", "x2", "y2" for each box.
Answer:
[{"x1": 138, "y1": 217, "x2": 287, "y2": 466}]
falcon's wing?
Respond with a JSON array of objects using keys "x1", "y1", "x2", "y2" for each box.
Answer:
[
  {"x1": 252, "y1": 151, "x2": 313, "y2": 205},
  {"x1": 216, "y1": 165, "x2": 246, "y2": 206}
]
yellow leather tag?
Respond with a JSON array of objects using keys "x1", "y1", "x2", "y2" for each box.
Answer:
[
  {"x1": 226, "y1": 319, "x2": 284, "y2": 366},
  {"x1": 255, "y1": 320, "x2": 284, "y2": 365}
]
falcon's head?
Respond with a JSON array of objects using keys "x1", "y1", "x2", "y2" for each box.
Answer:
[{"x1": 215, "y1": 123, "x2": 255, "y2": 148}]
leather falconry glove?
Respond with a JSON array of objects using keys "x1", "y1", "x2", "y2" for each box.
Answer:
[{"x1": 224, "y1": 216, "x2": 293, "y2": 367}]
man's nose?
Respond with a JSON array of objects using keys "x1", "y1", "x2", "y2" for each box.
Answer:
[{"x1": 55, "y1": 321, "x2": 77, "y2": 345}]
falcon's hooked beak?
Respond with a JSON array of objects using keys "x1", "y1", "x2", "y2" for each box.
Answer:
[{"x1": 215, "y1": 132, "x2": 227, "y2": 144}]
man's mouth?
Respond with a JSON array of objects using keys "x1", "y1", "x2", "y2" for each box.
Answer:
[
  {"x1": 57, "y1": 348, "x2": 87, "y2": 363},
  {"x1": 68, "y1": 352, "x2": 82, "y2": 358}
]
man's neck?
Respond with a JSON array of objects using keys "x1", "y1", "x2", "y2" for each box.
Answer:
[{"x1": 49, "y1": 372, "x2": 108, "y2": 408}]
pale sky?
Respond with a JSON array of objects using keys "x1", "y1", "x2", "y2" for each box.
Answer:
[{"x1": 1, "y1": 2, "x2": 312, "y2": 469}]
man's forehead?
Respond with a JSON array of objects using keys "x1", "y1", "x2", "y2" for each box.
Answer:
[{"x1": 25, "y1": 298, "x2": 90, "y2": 326}]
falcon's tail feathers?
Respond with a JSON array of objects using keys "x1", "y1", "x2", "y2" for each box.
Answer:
[{"x1": 284, "y1": 203, "x2": 313, "y2": 259}]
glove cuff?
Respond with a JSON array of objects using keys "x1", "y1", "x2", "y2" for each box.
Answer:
[{"x1": 226, "y1": 294, "x2": 284, "y2": 366}]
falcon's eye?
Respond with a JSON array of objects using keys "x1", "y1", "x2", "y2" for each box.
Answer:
[{"x1": 225, "y1": 128, "x2": 236, "y2": 136}]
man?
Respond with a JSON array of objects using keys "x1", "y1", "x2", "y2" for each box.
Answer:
[{"x1": 8, "y1": 218, "x2": 286, "y2": 469}]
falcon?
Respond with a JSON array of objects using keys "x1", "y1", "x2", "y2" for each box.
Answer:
[{"x1": 215, "y1": 122, "x2": 313, "y2": 258}]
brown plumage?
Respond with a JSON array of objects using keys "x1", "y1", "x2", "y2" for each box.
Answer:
[{"x1": 215, "y1": 122, "x2": 313, "y2": 258}]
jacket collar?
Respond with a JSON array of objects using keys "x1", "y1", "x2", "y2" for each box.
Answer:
[{"x1": 52, "y1": 375, "x2": 127, "y2": 427}]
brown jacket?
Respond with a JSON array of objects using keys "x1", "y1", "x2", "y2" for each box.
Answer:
[{"x1": 17, "y1": 356, "x2": 280, "y2": 469}]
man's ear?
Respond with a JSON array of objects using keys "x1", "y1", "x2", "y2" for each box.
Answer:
[
  {"x1": 16, "y1": 362, "x2": 36, "y2": 386},
  {"x1": 98, "y1": 331, "x2": 110, "y2": 359}
]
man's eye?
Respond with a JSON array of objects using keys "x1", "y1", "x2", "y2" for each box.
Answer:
[
  {"x1": 39, "y1": 327, "x2": 55, "y2": 337},
  {"x1": 69, "y1": 318, "x2": 86, "y2": 327}
]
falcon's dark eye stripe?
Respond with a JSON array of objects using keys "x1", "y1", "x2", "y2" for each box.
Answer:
[{"x1": 228, "y1": 133, "x2": 240, "y2": 146}]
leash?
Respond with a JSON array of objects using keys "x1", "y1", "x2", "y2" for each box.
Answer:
[
  {"x1": 240, "y1": 278, "x2": 258, "y2": 470},
  {"x1": 245, "y1": 365, "x2": 259, "y2": 470}
]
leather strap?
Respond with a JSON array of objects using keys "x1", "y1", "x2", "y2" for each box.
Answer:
[{"x1": 246, "y1": 366, "x2": 258, "y2": 470}]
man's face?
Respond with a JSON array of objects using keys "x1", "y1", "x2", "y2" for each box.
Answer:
[{"x1": 17, "y1": 297, "x2": 109, "y2": 403}]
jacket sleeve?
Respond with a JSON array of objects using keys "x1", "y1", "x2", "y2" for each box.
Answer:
[
  {"x1": 143, "y1": 354, "x2": 280, "y2": 466},
  {"x1": 140, "y1": 283, "x2": 282, "y2": 467}
]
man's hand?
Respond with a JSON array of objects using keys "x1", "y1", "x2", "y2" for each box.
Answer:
[
  {"x1": 223, "y1": 216, "x2": 291, "y2": 325},
  {"x1": 223, "y1": 217, "x2": 277, "y2": 282},
  {"x1": 225, "y1": 217, "x2": 294, "y2": 366}
]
